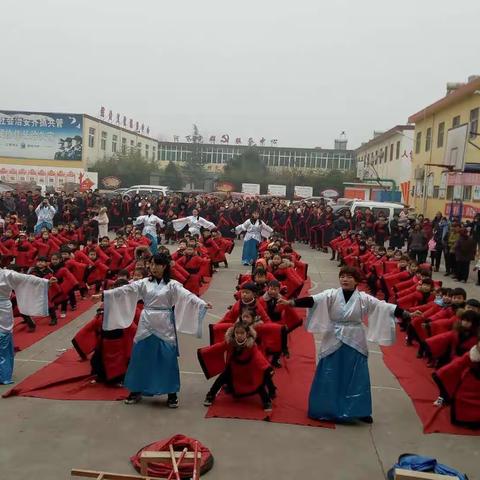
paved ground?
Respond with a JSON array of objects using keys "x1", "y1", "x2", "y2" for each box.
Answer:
[{"x1": 0, "y1": 243, "x2": 479, "y2": 480}]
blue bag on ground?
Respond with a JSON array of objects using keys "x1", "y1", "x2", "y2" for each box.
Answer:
[{"x1": 387, "y1": 453, "x2": 468, "y2": 480}]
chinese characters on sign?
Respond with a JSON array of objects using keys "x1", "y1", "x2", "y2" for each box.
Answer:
[
  {"x1": 174, "y1": 134, "x2": 279, "y2": 146},
  {"x1": 99, "y1": 106, "x2": 150, "y2": 136},
  {"x1": 0, "y1": 111, "x2": 83, "y2": 161}
]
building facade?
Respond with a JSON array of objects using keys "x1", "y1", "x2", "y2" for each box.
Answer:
[
  {"x1": 355, "y1": 125, "x2": 414, "y2": 203},
  {"x1": 157, "y1": 141, "x2": 356, "y2": 173},
  {"x1": 82, "y1": 115, "x2": 157, "y2": 167},
  {"x1": 0, "y1": 110, "x2": 158, "y2": 189},
  {"x1": 408, "y1": 76, "x2": 480, "y2": 219}
]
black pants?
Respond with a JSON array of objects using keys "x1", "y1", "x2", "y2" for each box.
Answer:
[
  {"x1": 208, "y1": 368, "x2": 275, "y2": 404},
  {"x1": 61, "y1": 291, "x2": 77, "y2": 312},
  {"x1": 430, "y1": 250, "x2": 442, "y2": 270},
  {"x1": 409, "y1": 250, "x2": 428, "y2": 263},
  {"x1": 455, "y1": 260, "x2": 470, "y2": 281},
  {"x1": 444, "y1": 248, "x2": 456, "y2": 275}
]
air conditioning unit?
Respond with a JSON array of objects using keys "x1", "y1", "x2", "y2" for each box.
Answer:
[{"x1": 414, "y1": 167, "x2": 425, "y2": 180}]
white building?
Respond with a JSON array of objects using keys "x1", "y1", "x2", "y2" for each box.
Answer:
[
  {"x1": 83, "y1": 115, "x2": 158, "y2": 167},
  {"x1": 355, "y1": 125, "x2": 414, "y2": 203}
]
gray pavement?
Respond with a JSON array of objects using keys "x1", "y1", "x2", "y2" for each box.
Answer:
[{"x1": 0, "y1": 243, "x2": 479, "y2": 480}]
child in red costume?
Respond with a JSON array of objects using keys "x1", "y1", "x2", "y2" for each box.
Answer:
[{"x1": 199, "y1": 321, "x2": 276, "y2": 411}]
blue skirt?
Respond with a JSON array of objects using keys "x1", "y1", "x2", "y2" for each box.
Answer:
[
  {"x1": 0, "y1": 332, "x2": 14, "y2": 385},
  {"x1": 124, "y1": 335, "x2": 180, "y2": 396},
  {"x1": 242, "y1": 238, "x2": 259, "y2": 265},
  {"x1": 146, "y1": 233, "x2": 158, "y2": 255},
  {"x1": 308, "y1": 343, "x2": 372, "y2": 421}
]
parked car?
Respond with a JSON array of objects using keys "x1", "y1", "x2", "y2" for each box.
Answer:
[
  {"x1": 123, "y1": 185, "x2": 170, "y2": 198},
  {"x1": 349, "y1": 201, "x2": 404, "y2": 220}
]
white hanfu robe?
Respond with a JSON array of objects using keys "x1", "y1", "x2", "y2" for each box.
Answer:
[
  {"x1": 103, "y1": 278, "x2": 207, "y2": 395},
  {"x1": 235, "y1": 219, "x2": 273, "y2": 265},
  {"x1": 134, "y1": 214, "x2": 165, "y2": 253},
  {"x1": 0, "y1": 269, "x2": 50, "y2": 384},
  {"x1": 134, "y1": 214, "x2": 165, "y2": 238},
  {"x1": 172, "y1": 216, "x2": 216, "y2": 237},
  {"x1": 305, "y1": 288, "x2": 396, "y2": 421}
]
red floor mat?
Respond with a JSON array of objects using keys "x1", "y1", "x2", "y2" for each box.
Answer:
[
  {"x1": 13, "y1": 297, "x2": 94, "y2": 352},
  {"x1": 205, "y1": 323, "x2": 334, "y2": 429},
  {"x1": 381, "y1": 327, "x2": 479, "y2": 435},
  {"x1": 3, "y1": 349, "x2": 128, "y2": 400}
]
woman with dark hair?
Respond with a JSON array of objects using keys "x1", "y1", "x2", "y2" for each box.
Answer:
[
  {"x1": 235, "y1": 210, "x2": 273, "y2": 266},
  {"x1": 99, "y1": 253, "x2": 212, "y2": 407},
  {"x1": 171, "y1": 208, "x2": 216, "y2": 238},
  {"x1": 280, "y1": 265, "x2": 417, "y2": 423}
]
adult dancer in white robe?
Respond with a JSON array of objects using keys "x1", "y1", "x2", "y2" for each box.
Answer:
[
  {"x1": 235, "y1": 211, "x2": 273, "y2": 266},
  {"x1": 172, "y1": 208, "x2": 216, "y2": 237},
  {"x1": 134, "y1": 206, "x2": 165, "y2": 254},
  {"x1": 101, "y1": 253, "x2": 212, "y2": 406},
  {"x1": 281, "y1": 265, "x2": 416, "y2": 423},
  {"x1": 0, "y1": 268, "x2": 53, "y2": 384}
]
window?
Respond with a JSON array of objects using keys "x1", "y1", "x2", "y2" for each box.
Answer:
[
  {"x1": 384, "y1": 146, "x2": 388, "y2": 163},
  {"x1": 452, "y1": 115, "x2": 461, "y2": 128},
  {"x1": 470, "y1": 108, "x2": 479, "y2": 139},
  {"x1": 100, "y1": 131, "x2": 107, "y2": 150},
  {"x1": 396, "y1": 140, "x2": 400, "y2": 159},
  {"x1": 130, "y1": 140, "x2": 134, "y2": 148},
  {"x1": 433, "y1": 186, "x2": 440, "y2": 198},
  {"x1": 415, "y1": 132, "x2": 422, "y2": 154},
  {"x1": 112, "y1": 135, "x2": 118, "y2": 153},
  {"x1": 145, "y1": 144, "x2": 149, "y2": 158},
  {"x1": 390, "y1": 143, "x2": 394, "y2": 161},
  {"x1": 446, "y1": 186, "x2": 454, "y2": 200},
  {"x1": 122, "y1": 137, "x2": 127, "y2": 153},
  {"x1": 425, "y1": 127, "x2": 432, "y2": 151},
  {"x1": 463, "y1": 185, "x2": 472, "y2": 201},
  {"x1": 437, "y1": 122, "x2": 445, "y2": 148},
  {"x1": 152, "y1": 146, "x2": 156, "y2": 160},
  {"x1": 88, "y1": 127, "x2": 95, "y2": 148}
]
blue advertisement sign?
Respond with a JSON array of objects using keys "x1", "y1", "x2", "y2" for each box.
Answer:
[{"x1": 0, "y1": 110, "x2": 83, "y2": 161}]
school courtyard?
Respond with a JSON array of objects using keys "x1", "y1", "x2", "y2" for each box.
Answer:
[{"x1": 0, "y1": 243, "x2": 478, "y2": 480}]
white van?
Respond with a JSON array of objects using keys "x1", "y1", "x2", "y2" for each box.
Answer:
[
  {"x1": 123, "y1": 185, "x2": 169, "y2": 198},
  {"x1": 349, "y1": 201, "x2": 405, "y2": 220}
]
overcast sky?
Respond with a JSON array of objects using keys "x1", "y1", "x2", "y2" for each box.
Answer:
[{"x1": 1, "y1": 0, "x2": 479, "y2": 150}]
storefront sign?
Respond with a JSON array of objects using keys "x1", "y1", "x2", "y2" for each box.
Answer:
[
  {"x1": 267, "y1": 184, "x2": 286, "y2": 197},
  {"x1": 294, "y1": 186, "x2": 313, "y2": 198},
  {"x1": 0, "y1": 164, "x2": 97, "y2": 190},
  {"x1": 241, "y1": 183, "x2": 260, "y2": 195},
  {"x1": 321, "y1": 189, "x2": 339, "y2": 198}
]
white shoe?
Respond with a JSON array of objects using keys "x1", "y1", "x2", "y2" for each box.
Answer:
[
  {"x1": 433, "y1": 396, "x2": 444, "y2": 407},
  {"x1": 60, "y1": 312, "x2": 66, "y2": 318}
]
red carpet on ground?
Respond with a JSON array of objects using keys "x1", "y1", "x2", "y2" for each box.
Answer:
[
  {"x1": 381, "y1": 326, "x2": 479, "y2": 436},
  {"x1": 3, "y1": 349, "x2": 128, "y2": 400},
  {"x1": 205, "y1": 326, "x2": 334, "y2": 429},
  {"x1": 205, "y1": 277, "x2": 334, "y2": 429},
  {"x1": 13, "y1": 297, "x2": 94, "y2": 352}
]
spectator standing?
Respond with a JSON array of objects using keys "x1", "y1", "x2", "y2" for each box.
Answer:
[
  {"x1": 408, "y1": 224, "x2": 428, "y2": 263},
  {"x1": 34, "y1": 199, "x2": 56, "y2": 233},
  {"x1": 454, "y1": 228, "x2": 476, "y2": 283}
]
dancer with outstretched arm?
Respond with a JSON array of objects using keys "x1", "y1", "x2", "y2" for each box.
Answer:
[
  {"x1": 279, "y1": 265, "x2": 419, "y2": 423},
  {"x1": 235, "y1": 211, "x2": 273, "y2": 266},
  {"x1": 97, "y1": 253, "x2": 212, "y2": 407},
  {"x1": 1, "y1": 264, "x2": 56, "y2": 384}
]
